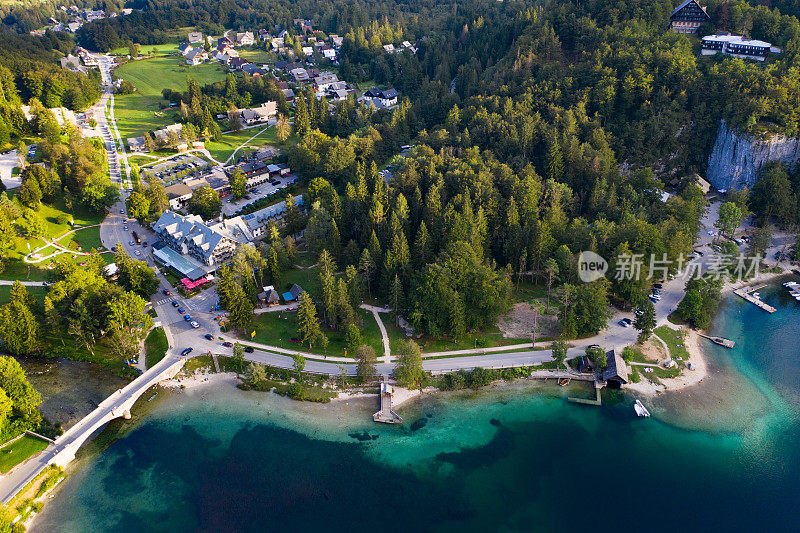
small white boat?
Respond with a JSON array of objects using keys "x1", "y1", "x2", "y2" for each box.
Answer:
[
  {"x1": 634, "y1": 400, "x2": 651, "y2": 418},
  {"x1": 783, "y1": 281, "x2": 798, "y2": 287}
]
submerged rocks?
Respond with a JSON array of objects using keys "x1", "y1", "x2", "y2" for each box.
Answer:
[{"x1": 706, "y1": 120, "x2": 800, "y2": 191}]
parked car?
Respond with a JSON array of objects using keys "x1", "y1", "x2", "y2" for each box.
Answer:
[
  {"x1": 171, "y1": 301, "x2": 179, "y2": 307},
  {"x1": 163, "y1": 289, "x2": 171, "y2": 296},
  {"x1": 183, "y1": 314, "x2": 191, "y2": 321},
  {"x1": 204, "y1": 334, "x2": 214, "y2": 340},
  {"x1": 619, "y1": 318, "x2": 633, "y2": 327},
  {"x1": 180, "y1": 348, "x2": 193, "y2": 356},
  {"x1": 221, "y1": 341, "x2": 233, "y2": 347},
  {"x1": 111, "y1": 246, "x2": 117, "y2": 252},
  {"x1": 191, "y1": 321, "x2": 200, "y2": 328},
  {"x1": 244, "y1": 346, "x2": 254, "y2": 353},
  {"x1": 653, "y1": 283, "x2": 663, "y2": 289}
]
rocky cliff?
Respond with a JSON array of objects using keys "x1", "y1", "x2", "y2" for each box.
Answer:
[{"x1": 706, "y1": 120, "x2": 800, "y2": 190}]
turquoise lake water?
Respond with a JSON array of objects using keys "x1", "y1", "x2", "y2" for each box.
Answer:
[{"x1": 32, "y1": 282, "x2": 800, "y2": 532}]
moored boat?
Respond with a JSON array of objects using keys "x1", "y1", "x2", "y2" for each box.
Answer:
[{"x1": 634, "y1": 399, "x2": 651, "y2": 418}]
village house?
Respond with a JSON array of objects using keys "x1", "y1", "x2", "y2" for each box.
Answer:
[
  {"x1": 271, "y1": 37, "x2": 285, "y2": 51},
  {"x1": 67, "y1": 22, "x2": 81, "y2": 33},
  {"x1": 321, "y1": 46, "x2": 336, "y2": 60},
  {"x1": 282, "y1": 283, "x2": 305, "y2": 303},
  {"x1": 382, "y1": 44, "x2": 395, "y2": 53},
  {"x1": 362, "y1": 87, "x2": 399, "y2": 108},
  {"x1": 240, "y1": 101, "x2": 277, "y2": 125},
  {"x1": 153, "y1": 123, "x2": 183, "y2": 144},
  {"x1": 236, "y1": 31, "x2": 255, "y2": 46},
  {"x1": 290, "y1": 67, "x2": 310, "y2": 83},
  {"x1": 84, "y1": 9, "x2": 105, "y2": 22},
  {"x1": 330, "y1": 35, "x2": 343, "y2": 48},
  {"x1": 186, "y1": 48, "x2": 208, "y2": 66},
  {"x1": 127, "y1": 137, "x2": 146, "y2": 153},
  {"x1": 179, "y1": 43, "x2": 192, "y2": 55},
  {"x1": 669, "y1": 0, "x2": 710, "y2": 34},
  {"x1": 313, "y1": 72, "x2": 339, "y2": 94},
  {"x1": 238, "y1": 195, "x2": 303, "y2": 239},
  {"x1": 187, "y1": 32, "x2": 203, "y2": 44},
  {"x1": 701, "y1": 33, "x2": 778, "y2": 61},
  {"x1": 228, "y1": 57, "x2": 249, "y2": 70},
  {"x1": 165, "y1": 183, "x2": 193, "y2": 211},
  {"x1": 242, "y1": 64, "x2": 266, "y2": 77},
  {"x1": 258, "y1": 286, "x2": 280, "y2": 307}
]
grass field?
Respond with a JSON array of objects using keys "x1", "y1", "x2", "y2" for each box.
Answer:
[
  {"x1": 238, "y1": 48, "x2": 276, "y2": 64},
  {"x1": 145, "y1": 327, "x2": 169, "y2": 367},
  {"x1": 1, "y1": 194, "x2": 109, "y2": 280},
  {"x1": 204, "y1": 125, "x2": 291, "y2": 163},
  {"x1": 114, "y1": 55, "x2": 227, "y2": 140},
  {"x1": 0, "y1": 435, "x2": 49, "y2": 474},
  {"x1": 247, "y1": 306, "x2": 388, "y2": 358},
  {"x1": 0, "y1": 285, "x2": 47, "y2": 306}
]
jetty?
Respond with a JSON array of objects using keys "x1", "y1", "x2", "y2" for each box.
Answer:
[
  {"x1": 733, "y1": 286, "x2": 776, "y2": 313},
  {"x1": 697, "y1": 333, "x2": 735, "y2": 348},
  {"x1": 373, "y1": 382, "x2": 403, "y2": 424}
]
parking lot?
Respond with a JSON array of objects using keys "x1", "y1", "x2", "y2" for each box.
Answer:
[
  {"x1": 141, "y1": 154, "x2": 210, "y2": 185},
  {"x1": 221, "y1": 173, "x2": 299, "y2": 216}
]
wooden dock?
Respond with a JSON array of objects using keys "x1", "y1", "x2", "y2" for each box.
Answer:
[
  {"x1": 733, "y1": 287, "x2": 776, "y2": 313},
  {"x1": 568, "y1": 379, "x2": 603, "y2": 406},
  {"x1": 373, "y1": 382, "x2": 403, "y2": 424},
  {"x1": 697, "y1": 333, "x2": 735, "y2": 348}
]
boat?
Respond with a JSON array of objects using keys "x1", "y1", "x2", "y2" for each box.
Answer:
[
  {"x1": 634, "y1": 399, "x2": 651, "y2": 418},
  {"x1": 783, "y1": 281, "x2": 798, "y2": 287},
  {"x1": 558, "y1": 378, "x2": 570, "y2": 386},
  {"x1": 147, "y1": 392, "x2": 158, "y2": 402}
]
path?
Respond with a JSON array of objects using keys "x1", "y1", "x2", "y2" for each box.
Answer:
[
  {"x1": 223, "y1": 125, "x2": 273, "y2": 165},
  {"x1": 360, "y1": 304, "x2": 391, "y2": 363},
  {"x1": 23, "y1": 225, "x2": 103, "y2": 264},
  {"x1": 0, "y1": 280, "x2": 47, "y2": 286}
]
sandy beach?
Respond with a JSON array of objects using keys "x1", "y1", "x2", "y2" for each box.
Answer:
[
  {"x1": 160, "y1": 368, "x2": 239, "y2": 390},
  {"x1": 625, "y1": 328, "x2": 709, "y2": 397}
]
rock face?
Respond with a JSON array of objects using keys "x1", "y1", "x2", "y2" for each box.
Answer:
[{"x1": 706, "y1": 120, "x2": 800, "y2": 190}]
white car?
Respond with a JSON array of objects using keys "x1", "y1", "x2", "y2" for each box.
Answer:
[
  {"x1": 190, "y1": 321, "x2": 200, "y2": 328},
  {"x1": 134, "y1": 250, "x2": 141, "y2": 256}
]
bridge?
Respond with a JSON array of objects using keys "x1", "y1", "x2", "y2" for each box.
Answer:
[{"x1": 0, "y1": 355, "x2": 185, "y2": 504}]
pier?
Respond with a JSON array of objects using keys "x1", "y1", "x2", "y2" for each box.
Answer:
[
  {"x1": 373, "y1": 382, "x2": 403, "y2": 424},
  {"x1": 733, "y1": 286, "x2": 776, "y2": 313},
  {"x1": 697, "y1": 333, "x2": 735, "y2": 348}
]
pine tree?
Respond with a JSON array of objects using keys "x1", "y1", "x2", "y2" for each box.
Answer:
[{"x1": 297, "y1": 292, "x2": 324, "y2": 349}]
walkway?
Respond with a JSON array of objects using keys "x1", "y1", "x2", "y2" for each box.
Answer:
[
  {"x1": 224, "y1": 125, "x2": 274, "y2": 165},
  {"x1": 360, "y1": 304, "x2": 391, "y2": 362},
  {"x1": 23, "y1": 225, "x2": 103, "y2": 264}
]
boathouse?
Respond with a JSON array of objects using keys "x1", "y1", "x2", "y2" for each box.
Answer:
[{"x1": 601, "y1": 349, "x2": 629, "y2": 388}]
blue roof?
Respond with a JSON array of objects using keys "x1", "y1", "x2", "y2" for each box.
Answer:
[{"x1": 282, "y1": 291, "x2": 295, "y2": 301}]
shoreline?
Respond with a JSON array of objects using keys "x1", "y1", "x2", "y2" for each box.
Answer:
[{"x1": 624, "y1": 328, "x2": 709, "y2": 397}]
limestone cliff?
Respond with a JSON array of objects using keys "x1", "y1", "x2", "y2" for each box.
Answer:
[{"x1": 706, "y1": 120, "x2": 800, "y2": 190}]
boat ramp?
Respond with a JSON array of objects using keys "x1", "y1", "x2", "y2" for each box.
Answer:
[{"x1": 697, "y1": 333, "x2": 735, "y2": 348}]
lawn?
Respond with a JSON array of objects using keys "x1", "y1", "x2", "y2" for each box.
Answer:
[
  {"x1": 204, "y1": 125, "x2": 287, "y2": 163},
  {"x1": 114, "y1": 55, "x2": 228, "y2": 140},
  {"x1": 654, "y1": 326, "x2": 690, "y2": 366},
  {"x1": 0, "y1": 285, "x2": 47, "y2": 306},
  {"x1": 145, "y1": 327, "x2": 169, "y2": 367},
  {"x1": 1, "y1": 194, "x2": 109, "y2": 280},
  {"x1": 237, "y1": 48, "x2": 276, "y2": 64},
  {"x1": 0, "y1": 435, "x2": 49, "y2": 473},
  {"x1": 246, "y1": 307, "x2": 386, "y2": 358}
]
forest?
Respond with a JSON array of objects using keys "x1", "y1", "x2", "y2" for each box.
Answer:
[{"x1": 2, "y1": 0, "x2": 800, "y2": 342}]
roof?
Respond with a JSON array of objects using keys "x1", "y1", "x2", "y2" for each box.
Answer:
[
  {"x1": 601, "y1": 349, "x2": 629, "y2": 384},
  {"x1": 671, "y1": 0, "x2": 708, "y2": 17},
  {"x1": 127, "y1": 136, "x2": 144, "y2": 147},
  {"x1": 289, "y1": 284, "x2": 304, "y2": 298},
  {"x1": 164, "y1": 183, "x2": 193, "y2": 199},
  {"x1": 282, "y1": 291, "x2": 295, "y2": 301},
  {"x1": 702, "y1": 34, "x2": 772, "y2": 48},
  {"x1": 258, "y1": 289, "x2": 279, "y2": 302}
]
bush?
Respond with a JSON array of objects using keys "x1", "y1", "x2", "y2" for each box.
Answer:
[{"x1": 287, "y1": 382, "x2": 305, "y2": 400}]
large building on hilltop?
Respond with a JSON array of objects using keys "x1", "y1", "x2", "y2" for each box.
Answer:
[{"x1": 670, "y1": 0, "x2": 710, "y2": 34}]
